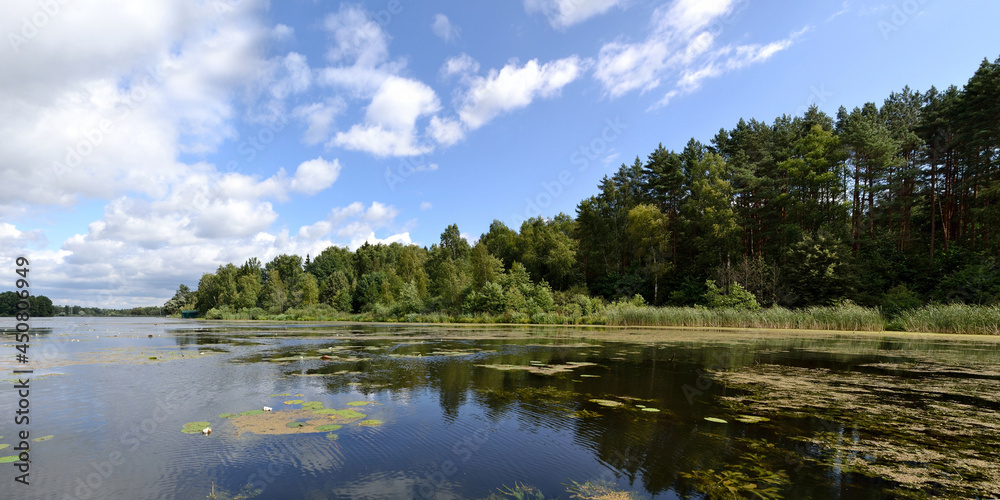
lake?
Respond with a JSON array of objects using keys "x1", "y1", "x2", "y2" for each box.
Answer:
[{"x1": 1, "y1": 317, "x2": 999, "y2": 499}]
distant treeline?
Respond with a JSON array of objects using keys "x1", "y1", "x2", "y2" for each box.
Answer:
[
  {"x1": 0, "y1": 292, "x2": 162, "y2": 317},
  {"x1": 172, "y1": 55, "x2": 1000, "y2": 329}
]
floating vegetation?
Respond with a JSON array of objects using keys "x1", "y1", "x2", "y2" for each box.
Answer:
[
  {"x1": 218, "y1": 413, "x2": 237, "y2": 419},
  {"x1": 228, "y1": 408, "x2": 367, "y2": 436},
  {"x1": 680, "y1": 459, "x2": 789, "y2": 500},
  {"x1": 565, "y1": 479, "x2": 644, "y2": 499},
  {"x1": 206, "y1": 481, "x2": 262, "y2": 500},
  {"x1": 569, "y1": 409, "x2": 602, "y2": 418},
  {"x1": 734, "y1": 415, "x2": 770, "y2": 424},
  {"x1": 283, "y1": 400, "x2": 304, "y2": 405},
  {"x1": 0, "y1": 444, "x2": 8, "y2": 450},
  {"x1": 641, "y1": 408, "x2": 661, "y2": 413},
  {"x1": 238, "y1": 410, "x2": 264, "y2": 416},
  {"x1": 0, "y1": 456, "x2": 18, "y2": 464},
  {"x1": 181, "y1": 421, "x2": 211, "y2": 434},
  {"x1": 32, "y1": 435, "x2": 54, "y2": 442},
  {"x1": 703, "y1": 417, "x2": 728, "y2": 424},
  {"x1": 358, "y1": 419, "x2": 383, "y2": 427},
  {"x1": 346, "y1": 401, "x2": 374, "y2": 406},
  {"x1": 579, "y1": 374, "x2": 601, "y2": 378},
  {"x1": 589, "y1": 399, "x2": 623, "y2": 407},
  {"x1": 326, "y1": 433, "x2": 339, "y2": 440},
  {"x1": 300, "y1": 401, "x2": 324, "y2": 410},
  {"x1": 714, "y1": 361, "x2": 1000, "y2": 497},
  {"x1": 476, "y1": 362, "x2": 597, "y2": 376},
  {"x1": 268, "y1": 393, "x2": 291, "y2": 397}
]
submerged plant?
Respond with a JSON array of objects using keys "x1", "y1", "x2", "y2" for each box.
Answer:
[
  {"x1": 496, "y1": 482, "x2": 545, "y2": 499},
  {"x1": 206, "y1": 481, "x2": 262, "y2": 500},
  {"x1": 566, "y1": 479, "x2": 642, "y2": 499},
  {"x1": 680, "y1": 455, "x2": 789, "y2": 500}
]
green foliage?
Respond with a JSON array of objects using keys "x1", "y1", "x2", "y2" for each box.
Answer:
[
  {"x1": 882, "y1": 285, "x2": 923, "y2": 318},
  {"x1": 704, "y1": 280, "x2": 761, "y2": 311}
]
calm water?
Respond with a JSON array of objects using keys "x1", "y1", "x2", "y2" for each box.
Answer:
[{"x1": 1, "y1": 317, "x2": 999, "y2": 499}]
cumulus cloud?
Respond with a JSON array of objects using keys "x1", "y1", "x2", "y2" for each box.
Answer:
[
  {"x1": 524, "y1": 0, "x2": 624, "y2": 29},
  {"x1": 592, "y1": 0, "x2": 803, "y2": 107},
  {"x1": 431, "y1": 14, "x2": 459, "y2": 42},
  {"x1": 332, "y1": 76, "x2": 441, "y2": 156},
  {"x1": 458, "y1": 56, "x2": 584, "y2": 130},
  {"x1": 290, "y1": 157, "x2": 343, "y2": 195}
]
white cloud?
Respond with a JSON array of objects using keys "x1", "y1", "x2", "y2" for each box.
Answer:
[
  {"x1": 458, "y1": 56, "x2": 584, "y2": 130},
  {"x1": 427, "y1": 116, "x2": 465, "y2": 146},
  {"x1": 318, "y1": 3, "x2": 404, "y2": 97},
  {"x1": 293, "y1": 99, "x2": 345, "y2": 145},
  {"x1": 593, "y1": 0, "x2": 801, "y2": 107},
  {"x1": 333, "y1": 76, "x2": 441, "y2": 156},
  {"x1": 420, "y1": 202, "x2": 433, "y2": 210},
  {"x1": 441, "y1": 53, "x2": 480, "y2": 80},
  {"x1": 431, "y1": 14, "x2": 459, "y2": 42},
  {"x1": 290, "y1": 157, "x2": 342, "y2": 195},
  {"x1": 524, "y1": 0, "x2": 624, "y2": 29}
]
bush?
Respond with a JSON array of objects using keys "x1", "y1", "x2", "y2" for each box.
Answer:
[
  {"x1": 704, "y1": 280, "x2": 761, "y2": 311},
  {"x1": 882, "y1": 285, "x2": 922, "y2": 318}
]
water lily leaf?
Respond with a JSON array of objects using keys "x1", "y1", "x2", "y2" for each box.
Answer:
[
  {"x1": 218, "y1": 413, "x2": 237, "y2": 419},
  {"x1": 0, "y1": 456, "x2": 17, "y2": 463},
  {"x1": 580, "y1": 374, "x2": 601, "y2": 378},
  {"x1": 239, "y1": 410, "x2": 264, "y2": 416},
  {"x1": 269, "y1": 393, "x2": 291, "y2": 397},
  {"x1": 358, "y1": 419, "x2": 384, "y2": 427},
  {"x1": 641, "y1": 408, "x2": 661, "y2": 412},
  {"x1": 346, "y1": 401, "x2": 373, "y2": 406},
  {"x1": 315, "y1": 424, "x2": 342, "y2": 432},
  {"x1": 0, "y1": 444, "x2": 8, "y2": 450},
  {"x1": 284, "y1": 400, "x2": 304, "y2": 405},
  {"x1": 735, "y1": 415, "x2": 770, "y2": 423},
  {"x1": 301, "y1": 401, "x2": 324, "y2": 410},
  {"x1": 704, "y1": 417, "x2": 728, "y2": 424},
  {"x1": 32, "y1": 435, "x2": 54, "y2": 442},
  {"x1": 589, "y1": 399, "x2": 623, "y2": 407}
]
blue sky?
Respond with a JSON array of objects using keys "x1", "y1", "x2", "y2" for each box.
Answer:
[{"x1": 2, "y1": 0, "x2": 998, "y2": 307}]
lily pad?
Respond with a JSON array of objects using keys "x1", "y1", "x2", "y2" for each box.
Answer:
[
  {"x1": 32, "y1": 435, "x2": 54, "y2": 442},
  {"x1": 589, "y1": 399, "x2": 623, "y2": 407},
  {"x1": 285, "y1": 422, "x2": 307, "y2": 428},
  {"x1": 704, "y1": 417, "x2": 728, "y2": 424},
  {"x1": 301, "y1": 401, "x2": 324, "y2": 410},
  {"x1": 346, "y1": 401, "x2": 373, "y2": 407},
  {"x1": 0, "y1": 444, "x2": 8, "y2": 450},
  {"x1": 358, "y1": 419, "x2": 384, "y2": 427},
  {"x1": 636, "y1": 405, "x2": 646, "y2": 408},
  {"x1": 0, "y1": 456, "x2": 17, "y2": 463},
  {"x1": 284, "y1": 400, "x2": 305, "y2": 405},
  {"x1": 239, "y1": 409, "x2": 265, "y2": 416},
  {"x1": 580, "y1": 374, "x2": 601, "y2": 378},
  {"x1": 269, "y1": 393, "x2": 291, "y2": 397},
  {"x1": 327, "y1": 409, "x2": 366, "y2": 420},
  {"x1": 641, "y1": 408, "x2": 661, "y2": 413},
  {"x1": 315, "y1": 424, "x2": 342, "y2": 432},
  {"x1": 735, "y1": 415, "x2": 770, "y2": 424},
  {"x1": 181, "y1": 421, "x2": 211, "y2": 434},
  {"x1": 218, "y1": 413, "x2": 237, "y2": 419}
]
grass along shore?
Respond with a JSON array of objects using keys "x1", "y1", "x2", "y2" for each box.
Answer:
[{"x1": 193, "y1": 303, "x2": 1000, "y2": 336}]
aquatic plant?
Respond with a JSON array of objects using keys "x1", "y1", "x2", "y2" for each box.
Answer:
[
  {"x1": 283, "y1": 400, "x2": 304, "y2": 405},
  {"x1": 206, "y1": 481, "x2": 262, "y2": 500},
  {"x1": 588, "y1": 399, "x2": 623, "y2": 407},
  {"x1": 218, "y1": 413, "x2": 237, "y2": 419},
  {"x1": 300, "y1": 401, "x2": 324, "y2": 410},
  {"x1": 704, "y1": 417, "x2": 728, "y2": 424},
  {"x1": 565, "y1": 479, "x2": 643, "y2": 499},
  {"x1": 357, "y1": 419, "x2": 383, "y2": 427},
  {"x1": 238, "y1": 410, "x2": 264, "y2": 416},
  {"x1": 32, "y1": 435, "x2": 53, "y2": 442},
  {"x1": 315, "y1": 424, "x2": 342, "y2": 432},
  {"x1": 0, "y1": 456, "x2": 18, "y2": 464},
  {"x1": 347, "y1": 401, "x2": 373, "y2": 406},
  {"x1": 268, "y1": 393, "x2": 291, "y2": 397},
  {"x1": 495, "y1": 482, "x2": 545, "y2": 499},
  {"x1": 181, "y1": 421, "x2": 211, "y2": 434},
  {"x1": 679, "y1": 459, "x2": 789, "y2": 500}
]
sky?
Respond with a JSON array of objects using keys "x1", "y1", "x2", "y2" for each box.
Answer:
[{"x1": 1, "y1": 0, "x2": 998, "y2": 308}]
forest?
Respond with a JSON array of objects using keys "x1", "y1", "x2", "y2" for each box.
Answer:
[
  {"x1": 162, "y1": 56, "x2": 1000, "y2": 334},
  {"x1": 8, "y1": 56, "x2": 999, "y2": 334}
]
